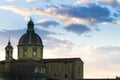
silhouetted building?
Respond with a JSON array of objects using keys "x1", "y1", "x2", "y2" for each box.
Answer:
[{"x1": 0, "y1": 19, "x2": 83, "y2": 80}]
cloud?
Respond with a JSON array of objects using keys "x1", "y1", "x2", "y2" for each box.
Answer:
[
  {"x1": 64, "y1": 24, "x2": 91, "y2": 35},
  {"x1": 76, "y1": 0, "x2": 90, "y2": 4},
  {"x1": 43, "y1": 37, "x2": 74, "y2": 58},
  {"x1": 0, "y1": 3, "x2": 118, "y2": 36},
  {"x1": 0, "y1": 6, "x2": 87, "y2": 34},
  {"x1": 98, "y1": 0, "x2": 120, "y2": 6},
  {"x1": 84, "y1": 46, "x2": 120, "y2": 71},
  {"x1": 33, "y1": 7, "x2": 87, "y2": 27},
  {"x1": 36, "y1": 20, "x2": 59, "y2": 28},
  {"x1": 5, "y1": 0, "x2": 15, "y2": 2},
  {"x1": 93, "y1": 46, "x2": 120, "y2": 64},
  {"x1": 33, "y1": 6, "x2": 89, "y2": 25},
  {"x1": 43, "y1": 0, "x2": 52, "y2": 3},
  {"x1": 0, "y1": 3, "x2": 116, "y2": 26},
  {"x1": 0, "y1": 6, "x2": 31, "y2": 16},
  {"x1": 33, "y1": 3, "x2": 116, "y2": 27},
  {"x1": 44, "y1": 36, "x2": 73, "y2": 49},
  {"x1": 57, "y1": 4, "x2": 114, "y2": 23},
  {"x1": 25, "y1": 0, "x2": 36, "y2": 3},
  {"x1": 82, "y1": 46, "x2": 120, "y2": 78}
]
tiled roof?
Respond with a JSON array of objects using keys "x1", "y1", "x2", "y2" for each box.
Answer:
[
  {"x1": 10, "y1": 58, "x2": 83, "y2": 63},
  {"x1": 39, "y1": 58, "x2": 83, "y2": 63},
  {"x1": 18, "y1": 32, "x2": 43, "y2": 45}
]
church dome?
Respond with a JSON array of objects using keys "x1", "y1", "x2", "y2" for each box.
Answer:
[
  {"x1": 18, "y1": 19, "x2": 43, "y2": 45},
  {"x1": 18, "y1": 32, "x2": 43, "y2": 45}
]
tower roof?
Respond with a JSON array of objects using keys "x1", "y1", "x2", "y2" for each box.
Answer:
[
  {"x1": 5, "y1": 39, "x2": 13, "y2": 49},
  {"x1": 18, "y1": 18, "x2": 43, "y2": 45}
]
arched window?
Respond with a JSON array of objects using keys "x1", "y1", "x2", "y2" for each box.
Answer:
[
  {"x1": 23, "y1": 48, "x2": 28, "y2": 56},
  {"x1": 32, "y1": 47, "x2": 37, "y2": 56}
]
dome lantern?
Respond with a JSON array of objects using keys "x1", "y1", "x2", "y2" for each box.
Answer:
[{"x1": 27, "y1": 18, "x2": 34, "y2": 33}]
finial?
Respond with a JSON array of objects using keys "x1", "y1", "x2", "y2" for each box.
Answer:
[
  {"x1": 8, "y1": 36, "x2": 11, "y2": 45},
  {"x1": 9, "y1": 36, "x2": 10, "y2": 42},
  {"x1": 27, "y1": 17, "x2": 34, "y2": 26}
]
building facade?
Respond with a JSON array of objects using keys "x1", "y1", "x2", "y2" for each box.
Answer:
[{"x1": 0, "y1": 19, "x2": 83, "y2": 80}]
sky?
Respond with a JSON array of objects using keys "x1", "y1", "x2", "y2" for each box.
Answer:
[{"x1": 0, "y1": 0, "x2": 120, "y2": 78}]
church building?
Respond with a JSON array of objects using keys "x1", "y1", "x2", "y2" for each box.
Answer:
[{"x1": 0, "y1": 19, "x2": 83, "y2": 80}]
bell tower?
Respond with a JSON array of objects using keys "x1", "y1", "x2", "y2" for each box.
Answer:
[{"x1": 5, "y1": 39, "x2": 13, "y2": 61}]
